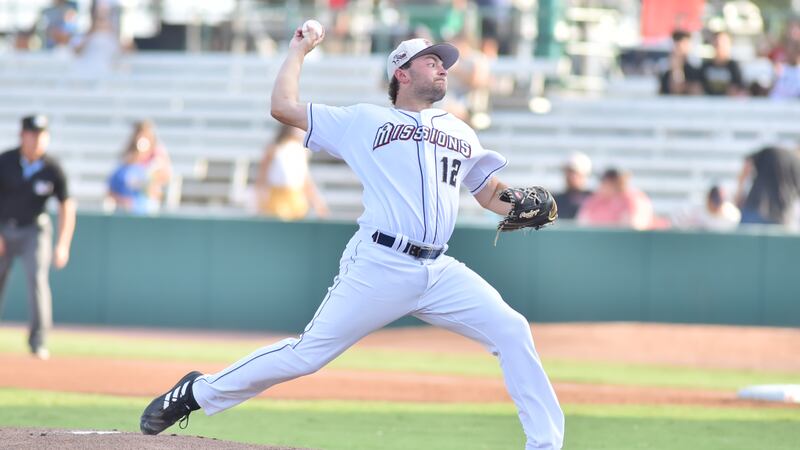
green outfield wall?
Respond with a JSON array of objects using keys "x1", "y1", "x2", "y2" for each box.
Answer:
[{"x1": 2, "y1": 213, "x2": 798, "y2": 332}]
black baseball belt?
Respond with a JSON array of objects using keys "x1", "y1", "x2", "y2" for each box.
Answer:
[{"x1": 371, "y1": 231, "x2": 444, "y2": 260}]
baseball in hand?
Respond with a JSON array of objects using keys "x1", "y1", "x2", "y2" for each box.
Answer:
[{"x1": 302, "y1": 19, "x2": 324, "y2": 38}]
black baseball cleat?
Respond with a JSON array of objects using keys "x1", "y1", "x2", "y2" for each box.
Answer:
[{"x1": 140, "y1": 371, "x2": 203, "y2": 435}]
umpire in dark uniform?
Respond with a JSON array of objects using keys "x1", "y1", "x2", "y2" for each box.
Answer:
[{"x1": 0, "y1": 115, "x2": 75, "y2": 360}]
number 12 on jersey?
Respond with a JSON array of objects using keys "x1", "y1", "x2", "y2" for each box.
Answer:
[{"x1": 440, "y1": 156, "x2": 461, "y2": 187}]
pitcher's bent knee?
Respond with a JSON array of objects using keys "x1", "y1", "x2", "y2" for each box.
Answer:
[{"x1": 495, "y1": 311, "x2": 533, "y2": 344}]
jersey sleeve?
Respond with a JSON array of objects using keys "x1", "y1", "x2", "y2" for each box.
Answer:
[
  {"x1": 462, "y1": 148, "x2": 508, "y2": 194},
  {"x1": 303, "y1": 103, "x2": 360, "y2": 158}
]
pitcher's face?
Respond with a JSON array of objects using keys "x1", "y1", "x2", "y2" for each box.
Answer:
[{"x1": 406, "y1": 55, "x2": 448, "y2": 103}]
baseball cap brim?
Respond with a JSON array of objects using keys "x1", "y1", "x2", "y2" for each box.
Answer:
[
  {"x1": 21, "y1": 115, "x2": 48, "y2": 132},
  {"x1": 410, "y1": 43, "x2": 459, "y2": 71}
]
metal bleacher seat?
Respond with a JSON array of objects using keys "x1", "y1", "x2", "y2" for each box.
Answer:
[
  {"x1": 481, "y1": 96, "x2": 800, "y2": 215},
  {"x1": 2, "y1": 50, "x2": 800, "y2": 221},
  {"x1": 0, "y1": 51, "x2": 386, "y2": 217}
]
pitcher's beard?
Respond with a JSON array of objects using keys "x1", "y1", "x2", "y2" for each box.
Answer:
[{"x1": 415, "y1": 84, "x2": 446, "y2": 104}]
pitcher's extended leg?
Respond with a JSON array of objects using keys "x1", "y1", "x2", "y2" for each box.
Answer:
[
  {"x1": 415, "y1": 257, "x2": 564, "y2": 450},
  {"x1": 193, "y1": 242, "x2": 420, "y2": 415}
]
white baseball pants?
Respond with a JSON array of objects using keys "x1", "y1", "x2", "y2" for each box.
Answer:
[{"x1": 193, "y1": 228, "x2": 564, "y2": 449}]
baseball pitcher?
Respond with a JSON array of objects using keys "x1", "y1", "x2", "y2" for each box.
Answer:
[{"x1": 140, "y1": 21, "x2": 563, "y2": 450}]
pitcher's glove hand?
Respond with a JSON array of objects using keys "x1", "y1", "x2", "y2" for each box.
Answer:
[{"x1": 497, "y1": 186, "x2": 558, "y2": 232}]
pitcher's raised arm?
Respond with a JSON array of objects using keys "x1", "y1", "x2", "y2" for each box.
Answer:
[{"x1": 270, "y1": 22, "x2": 325, "y2": 130}]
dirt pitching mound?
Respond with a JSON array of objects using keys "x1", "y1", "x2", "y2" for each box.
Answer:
[{"x1": 0, "y1": 428, "x2": 313, "y2": 450}]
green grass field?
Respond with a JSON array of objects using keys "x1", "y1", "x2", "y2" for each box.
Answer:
[
  {"x1": 2, "y1": 328, "x2": 799, "y2": 390},
  {"x1": 0, "y1": 389, "x2": 798, "y2": 450},
  {"x1": 1, "y1": 327, "x2": 799, "y2": 449}
]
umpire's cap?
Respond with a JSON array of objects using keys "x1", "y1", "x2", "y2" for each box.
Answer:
[
  {"x1": 387, "y1": 38, "x2": 459, "y2": 80},
  {"x1": 21, "y1": 114, "x2": 49, "y2": 132}
]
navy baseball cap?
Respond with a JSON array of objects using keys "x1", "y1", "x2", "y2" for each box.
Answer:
[{"x1": 21, "y1": 114, "x2": 49, "y2": 132}]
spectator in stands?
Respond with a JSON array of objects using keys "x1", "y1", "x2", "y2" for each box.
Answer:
[
  {"x1": 699, "y1": 31, "x2": 745, "y2": 96},
  {"x1": 475, "y1": 0, "x2": 513, "y2": 57},
  {"x1": 0, "y1": 115, "x2": 76, "y2": 360},
  {"x1": 440, "y1": 32, "x2": 491, "y2": 126},
  {"x1": 576, "y1": 168, "x2": 655, "y2": 230},
  {"x1": 769, "y1": 41, "x2": 800, "y2": 100},
  {"x1": 13, "y1": 29, "x2": 36, "y2": 52},
  {"x1": 658, "y1": 29, "x2": 702, "y2": 95},
  {"x1": 736, "y1": 145, "x2": 800, "y2": 229},
  {"x1": 671, "y1": 185, "x2": 741, "y2": 231},
  {"x1": 108, "y1": 120, "x2": 171, "y2": 214},
  {"x1": 108, "y1": 137, "x2": 152, "y2": 214},
  {"x1": 766, "y1": 18, "x2": 800, "y2": 66},
  {"x1": 37, "y1": 0, "x2": 79, "y2": 51},
  {"x1": 322, "y1": 0, "x2": 351, "y2": 53},
  {"x1": 73, "y1": 11, "x2": 129, "y2": 77},
  {"x1": 91, "y1": 0, "x2": 122, "y2": 39},
  {"x1": 134, "y1": 120, "x2": 171, "y2": 187},
  {"x1": 553, "y1": 152, "x2": 593, "y2": 220},
  {"x1": 256, "y1": 124, "x2": 329, "y2": 221}
]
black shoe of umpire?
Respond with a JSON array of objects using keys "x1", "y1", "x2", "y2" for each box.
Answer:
[{"x1": 140, "y1": 371, "x2": 203, "y2": 435}]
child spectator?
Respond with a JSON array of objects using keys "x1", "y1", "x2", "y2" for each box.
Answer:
[{"x1": 107, "y1": 121, "x2": 171, "y2": 214}]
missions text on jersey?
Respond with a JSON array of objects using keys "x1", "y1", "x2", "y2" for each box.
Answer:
[{"x1": 372, "y1": 122, "x2": 472, "y2": 158}]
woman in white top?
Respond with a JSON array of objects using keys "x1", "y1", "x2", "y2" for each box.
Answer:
[
  {"x1": 256, "y1": 124, "x2": 329, "y2": 220},
  {"x1": 73, "y1": 13, "x2": 126, "y2": 77}
]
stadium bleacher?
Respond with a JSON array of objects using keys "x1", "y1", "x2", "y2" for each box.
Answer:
[{"x1": 1, "y1": 50, "x2": 799, "y2": 221}]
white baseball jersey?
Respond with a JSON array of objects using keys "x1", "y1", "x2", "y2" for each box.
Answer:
[
  {"x1": 303, "y1": 103, "x2": 507, "y2": 245},
  {"x1": 192, "y1": 103, "x2": 564, "y2": 450}
]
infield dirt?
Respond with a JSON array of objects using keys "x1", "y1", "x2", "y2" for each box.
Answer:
[
  {"x1": 1, "y1": 322, "x2": 798, "y2": 408},
  {"x1": 0, "y1": 428, "x2": 311, "y2": 449}
]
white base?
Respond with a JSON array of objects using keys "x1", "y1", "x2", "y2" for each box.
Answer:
[{"x1": 737, "y1": 384, "x2": 800, "y2": 403}]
